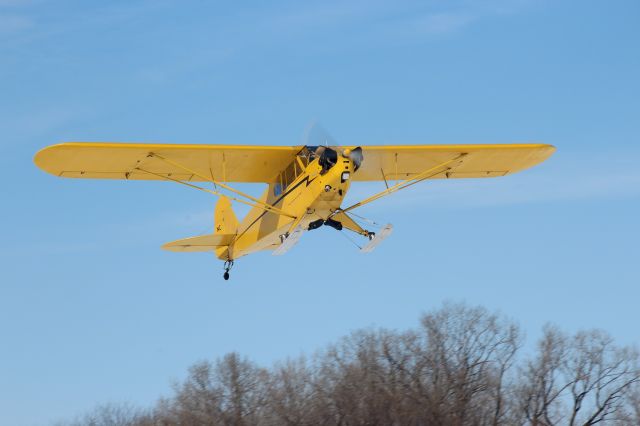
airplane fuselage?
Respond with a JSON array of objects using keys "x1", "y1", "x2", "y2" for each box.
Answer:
[{"x1": 218, "y1": 148, "x2": 356, "y2": 260}]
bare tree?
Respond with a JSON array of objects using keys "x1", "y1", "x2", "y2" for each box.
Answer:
[
  {"x1": 55, "y1": 402, "x2": 148, "y2": 426},
  {"x1": 215, "y1": 352, "x2": 267, "y2": 425},
  {"x1": 313, "y1": 329, "x2": 397, "y2": 425},
  {"x1": 162, "y1": 352, "x2": 266, "y2": 425},
  {"x1": 53, "y1": 303, "x2": 640, "y2": 426},
  {"x1": 517, "y1": 325, "x2": 569, "y2": 425},
  {"x1": 417, "y1": 302, "x2": 522, "y2": 426},
  {"x1": 562, "y1": 330, "x2": 640, "y2": 425},
  {"x1": 261, "y1": 357, "x2": 316, "y2": 425},
  {"x1": 516, "y1": 326, "x2": 640, "y2": 426},
  {"x1": 627, "y1": 386, "x2": 640, "y2": 425}
]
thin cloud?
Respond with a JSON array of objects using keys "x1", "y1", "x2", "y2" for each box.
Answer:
[
  {"x1": 0, "y1": 0, "x2": 34, "y2": 6},
  {"x1": 0, "y1": 241, "x2": 100, "y2": 257},
  {"x1": 0, "y1": 106, "x2": 84, "y2": 146},
  {"x1": 0, "y1": 14, "x2": 32, "y2": 34},
  {"x1": 344, "y1": 151, "x2": 640, "y2": 211},
  {"x1": 0, "y1": 1, "x2": 163, "y2": 48},
  {"x1": 416, "y1": 13, "x2": 475, "y2": 35},
  {"x1": 378, "y1": 12, "x2": 475, "y2": 40},
  {"x1": 369, "y1": 0, "x2": 536, "y2": 41}
]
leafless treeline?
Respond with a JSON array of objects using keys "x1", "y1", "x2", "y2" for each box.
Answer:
[{"x1": 59, "y1": 303, "x2": 640, "y2": 426}]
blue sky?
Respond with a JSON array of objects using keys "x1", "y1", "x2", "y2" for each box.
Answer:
[{"x1": 1, "y1": 0, "x2": 639, "y2": 424}]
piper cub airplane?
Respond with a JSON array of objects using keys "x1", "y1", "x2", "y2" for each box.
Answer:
[{"x1": 35, "y1": 142, "x2": 554, "y2": 279}]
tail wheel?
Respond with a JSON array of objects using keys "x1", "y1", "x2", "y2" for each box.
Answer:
[{"x1": 223, "y1": 260, "x2": 234, "y2": 280}]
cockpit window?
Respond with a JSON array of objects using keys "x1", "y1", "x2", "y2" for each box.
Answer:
[
  {"x1": 297, "y1": 145, "x2": 339, "y2": 174},
  {"x1": 297, "y1": 146, "x2": 318, "y2": 167},
  {"x1": 274, "y1": 146, "x2": 341, "y2": 195}
]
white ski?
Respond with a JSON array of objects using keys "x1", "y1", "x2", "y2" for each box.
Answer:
[
  {"x1": 272, "y1": 227, "x2": 304, "y2": 256},
  {"x1": 360, "y1": 224, "x2": 393, "y2": 253}
]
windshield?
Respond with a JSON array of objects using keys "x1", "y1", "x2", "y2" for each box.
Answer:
[{"x1": 299, "y1": 145, "x2": 338, "y2": 174}]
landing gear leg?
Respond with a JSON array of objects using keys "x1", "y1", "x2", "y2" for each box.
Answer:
[
  {"x1": 279, "y1": 232, "x2": 290, "y2": 243},
  {"x1": 223, "y1": 260, "x2": 234, "y2": 281}
]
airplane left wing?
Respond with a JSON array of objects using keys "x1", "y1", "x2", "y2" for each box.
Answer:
[{"x1": 34, "y1": 143, "x2": 301, "y2": 183}]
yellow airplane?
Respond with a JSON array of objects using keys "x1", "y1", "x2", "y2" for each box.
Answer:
[{"x1": 34, "y1": 142, "x2": 555, "y2": 279}]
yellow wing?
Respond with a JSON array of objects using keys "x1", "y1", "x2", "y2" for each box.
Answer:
[
  {"x1": 348, "y1": 143, "x2": 555, "y2": 181},
  {"x1": 34, "y1": 142, "x2": 555, "y2": 183},
  {"x1": 34, "y1": 142, "x2": 300, "y2": 183}
]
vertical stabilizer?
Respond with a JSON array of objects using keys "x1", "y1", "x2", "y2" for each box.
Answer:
[
  {"x1": 214, "y1": 196, "x2": 239, "y2": 235},
  {"x1": 214, "y1": 196, "x2": 238, "y2": 260}
]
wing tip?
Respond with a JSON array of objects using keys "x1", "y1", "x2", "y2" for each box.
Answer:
[
  {"x1": 34, "y1": 142, "x2": 94, "y2": 177},
  {"x1": 33, "y1": 144, "x2": 64, "y2": 176}
]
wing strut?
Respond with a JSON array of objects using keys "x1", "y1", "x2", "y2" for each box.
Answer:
[
  {"x1": 337, "y1": 153, "x2": 467, "y2": 214},
  {"x1": 135, "y1": 167, "x2": 296, "y2": 219},
  {"x1": 147, "y1": 152, "x2": 292, "y2": 218}
]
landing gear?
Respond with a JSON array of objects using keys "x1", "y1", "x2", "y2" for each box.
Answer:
[
  {"x1": 279, "y1": 232, "x2": 290, "y2": 243},
  {"x1": 324, "y1": 218, "x2": 343, "y2": 231},
  {"x1": 308, "y1": 219, "x2": 324, "y2": 230},
  {"x1": 223, "y1": 260, "x2": 234, "y2": 280},
  {"x1": 307, "y1": 218, "x2": 344, "y2": 231}
]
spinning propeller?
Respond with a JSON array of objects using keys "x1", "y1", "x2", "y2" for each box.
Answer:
[{"x1": 342, "y1": 146, "x2": 363, "y2": 171}]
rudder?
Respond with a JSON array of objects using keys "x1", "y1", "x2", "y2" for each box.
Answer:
[
  {"x1": 215, "y1": 196, "x2": 238, "y2": 234},
  {"x1": 214, "y1": 196, "x2": 238, "y2": 259}
]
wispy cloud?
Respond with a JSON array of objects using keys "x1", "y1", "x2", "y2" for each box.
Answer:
[
  {"x1": 410, "y1": 170, "x2": 640, "y2": 208},
  {"x1": 0, "y1": 106, "x2": 85, "y2": 146},
  {"x1": 414, "y1": 13, "x2": 475, "y2": 35},
  {"x1": 232, "y1": 0, "x2": 539, "y2": 58},
  {"x1": 0, "y1": 0, "x2": 537, "y2": 85},
  {"x1": 0, "y1": 1, "x2": 163, "y2": 47},
  {"x1": 366, "y1": 0, "x2": 536, "y2": 42},
  {"x1": 0, "y1": 0, "x2": 34, "y2": 7},
  {"x1": 344, "y1": 151, "x2": 640, "y2": 212},
  {"x1": 0, "y1": 0, "x2": 36, "y2": 40},
  {"x1": 0, "y1": 14, "x2": 32, "y2": 34},
  {"x1": 0, "y1": 240, "x2": 100, "y2": 257},
  {"x1": 375, "y1": 12, "x2": 475, "y2": 41}
]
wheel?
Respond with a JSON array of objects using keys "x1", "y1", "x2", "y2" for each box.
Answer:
[{"x1": 223, "y1": 271, "x2": 230, "y2": 280}]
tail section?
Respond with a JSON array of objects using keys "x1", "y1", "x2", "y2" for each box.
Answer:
[
  {"x1": 214, "y1": 196, "x2": 238, "y2": 260},
  {"x1": 162, "y1": 196, "x2": 239, "y2": 260},
  {"x1": 215, "y1": 196, "x2": 239, "y2": 235}
]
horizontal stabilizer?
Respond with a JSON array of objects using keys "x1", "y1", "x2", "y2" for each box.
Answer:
[
  {"x1": 360, "y1": 224, "x2": 393, "y2": 253},
  {"x1": 273, "y1": 227, "x2": 303, "y2": 256},
  {"x1": 162, "y1": 233, "x2": 235, "y2": 252}
]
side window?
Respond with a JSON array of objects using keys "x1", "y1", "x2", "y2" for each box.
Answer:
[
  {"x1": 273, "y1": 182, "x2": 283, "y2": 197},
  {"x1": 284, "y1": 162, "x2": 296, "y2": 187},
  {"x1": 274, "y1": 161, "x2": 299, "y2": 196}
]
